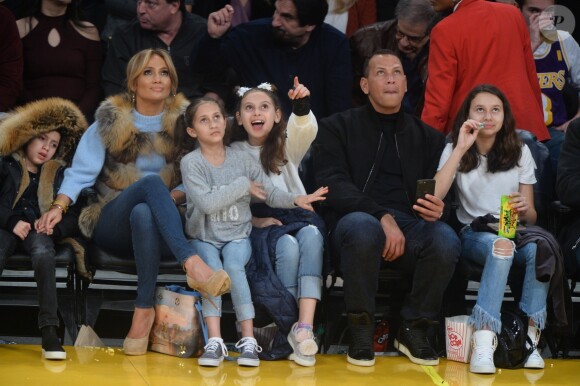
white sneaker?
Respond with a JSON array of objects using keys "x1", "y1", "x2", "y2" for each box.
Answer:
[
  {"x1": 470, "y1": 330, "x2": 497, "y2": 374},
  {"x1": 524, "y1": 326, "x2": 545, "y2": 369}
]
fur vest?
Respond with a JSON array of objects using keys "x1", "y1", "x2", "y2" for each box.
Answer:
[{"x1": 78, "y1": 93, "x2": 189, "y2": 238}]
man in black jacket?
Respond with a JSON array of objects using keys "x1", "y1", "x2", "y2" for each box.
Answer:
[{"x1": 313, "y1": 49, "x2": 460, "y2": 367}]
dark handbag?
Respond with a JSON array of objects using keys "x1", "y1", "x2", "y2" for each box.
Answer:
[
  {"x1": 494, "y1": 309, "x2": 534, "y2": 369},
  {"x1": 470, "y1": 214, "x2": 525, "y2": 235},
  {"x1": 470, "y1": 214, "x2": 499, "y2": 233},
  {"x1": 149, "y1": 285, "x2": 208, "y2": 357}
]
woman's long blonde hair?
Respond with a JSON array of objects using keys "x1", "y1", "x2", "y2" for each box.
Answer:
[{"x1": 125, "y1": 48, "x2": 179, "y2": 97}]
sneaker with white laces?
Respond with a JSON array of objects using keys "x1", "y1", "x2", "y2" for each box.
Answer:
[
  {"x1": 198, "y1": 337, "x2": 228, "y2": 367},
  {"x1": 235, "y1": 337, "x2": 262, "y2": 367},
  {"x1": 524, "y1": 326, "x2": 545, "y2": 369},
  {"x1": 287, "y1": 322, "x2": 318, "y2": 367},
  {"x1": 470, "y1": 330, "x2": 498, "y2": 374}
]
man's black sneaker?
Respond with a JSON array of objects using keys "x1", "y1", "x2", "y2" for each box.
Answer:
[
  {"x1": 41, "y1": 326, "x2": 66, "y2": 360},
  {"x1": 394, "y1": 319, "x2": 439, "y2": 365},
  {"x1": 347, "y1": 312, "x2": 375, "y2": 367}
]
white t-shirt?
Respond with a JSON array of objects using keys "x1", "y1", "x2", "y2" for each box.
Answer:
[{"x1": 437, "y1": 143, "x2": 537, "y2": 224}]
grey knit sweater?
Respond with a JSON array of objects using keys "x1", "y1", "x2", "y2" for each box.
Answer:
[{"x1": 181, "y1": 146, "x2": 298, "y2": 246}]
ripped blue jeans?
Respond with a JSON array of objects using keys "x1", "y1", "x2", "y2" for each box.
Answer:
[{"x1": 460, "y1": 226, "x2": 548, "y2": 334}]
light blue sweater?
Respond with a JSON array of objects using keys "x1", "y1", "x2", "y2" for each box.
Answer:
[{"x1": 59, "y1": 110, "x2": 171, "y2": 203}]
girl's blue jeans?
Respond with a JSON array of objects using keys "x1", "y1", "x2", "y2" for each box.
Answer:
[{"x1": 191, "y1": 238, "x2": 254, "y2": 322}]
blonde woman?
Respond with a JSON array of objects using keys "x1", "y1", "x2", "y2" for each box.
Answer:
[{"x1": 37, "y1": 49, "x2": 230, "y2": 356}]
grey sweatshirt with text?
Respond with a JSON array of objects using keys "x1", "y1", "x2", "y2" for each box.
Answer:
[{"x1": 181, "y1": 147, "x2": 299, "y2": 246}]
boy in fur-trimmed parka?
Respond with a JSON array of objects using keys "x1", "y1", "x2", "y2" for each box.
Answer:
[{"x1": 0, "y1": 97, "x2": 86, "y2": 360}]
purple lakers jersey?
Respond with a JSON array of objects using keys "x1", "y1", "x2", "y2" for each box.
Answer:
[{"x1": 535, "y1": 38, "x2": 569, "y2": 127}]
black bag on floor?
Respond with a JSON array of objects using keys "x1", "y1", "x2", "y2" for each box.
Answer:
[{"x1": 494, "y1": 309, "x2": 534, "y2": 369}]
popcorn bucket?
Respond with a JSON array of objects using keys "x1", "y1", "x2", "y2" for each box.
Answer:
[{"x1": 445, "y1": 315, "x2": 473, "y2": 363}]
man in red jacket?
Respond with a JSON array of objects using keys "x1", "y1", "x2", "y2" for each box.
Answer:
[{"x1": 423, "y1": 0, "x2": 549, "y2": 141}]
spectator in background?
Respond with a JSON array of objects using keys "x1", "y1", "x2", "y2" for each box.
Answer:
[
  {"x1": 0, "y1": 3, "x2": 22, "y2": 113},
  {"x1": 324, "y1": 0, "x2": 376, "y2": 37},
  {"x1": 16, "y1": 0, "x2": 102, "y2": 121},
  {"x1": 518, "y1": 0, "x2": 580, "y2": 173},
  {"x1": 350, "y1": 0, "x2": 437, "y2": 113},
  {"x1": 193, "y1": 0, "x2": 352, "y2": 120},
  {"x1": 102, "y1": 0, "x2": 222, "y2": 101},
  {"x1": 423, "y1": 0, "x2": 549, "y2": 141},
  {"x1": 190, "y1": 0, "x2": 274, "y2": 26}
]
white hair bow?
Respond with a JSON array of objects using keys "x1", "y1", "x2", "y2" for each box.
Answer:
[{"x1": 236, "y1": 82, "x2": 273, "y2": 97}]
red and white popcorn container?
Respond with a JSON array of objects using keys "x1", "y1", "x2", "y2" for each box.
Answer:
[{"x1": 445, "y1": 315, "x2": 473, "y2": 363}]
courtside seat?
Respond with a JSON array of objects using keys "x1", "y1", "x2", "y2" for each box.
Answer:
[{"x1": 86, "y1": 243, "x2": 185, "y2": 274}]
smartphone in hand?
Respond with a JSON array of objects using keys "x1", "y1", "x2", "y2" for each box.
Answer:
[{"x1": 415, "y1": 179, "x2": 436, "y2": 202}]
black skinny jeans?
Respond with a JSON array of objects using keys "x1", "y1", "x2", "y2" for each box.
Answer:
[{"x1": 0, "y1": 228, "x2": 59, "y2": 329}]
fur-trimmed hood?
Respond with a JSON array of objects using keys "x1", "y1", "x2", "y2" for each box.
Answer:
[{"x1": 0, "y1": 98, "x2": 87, "y2": 164}]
